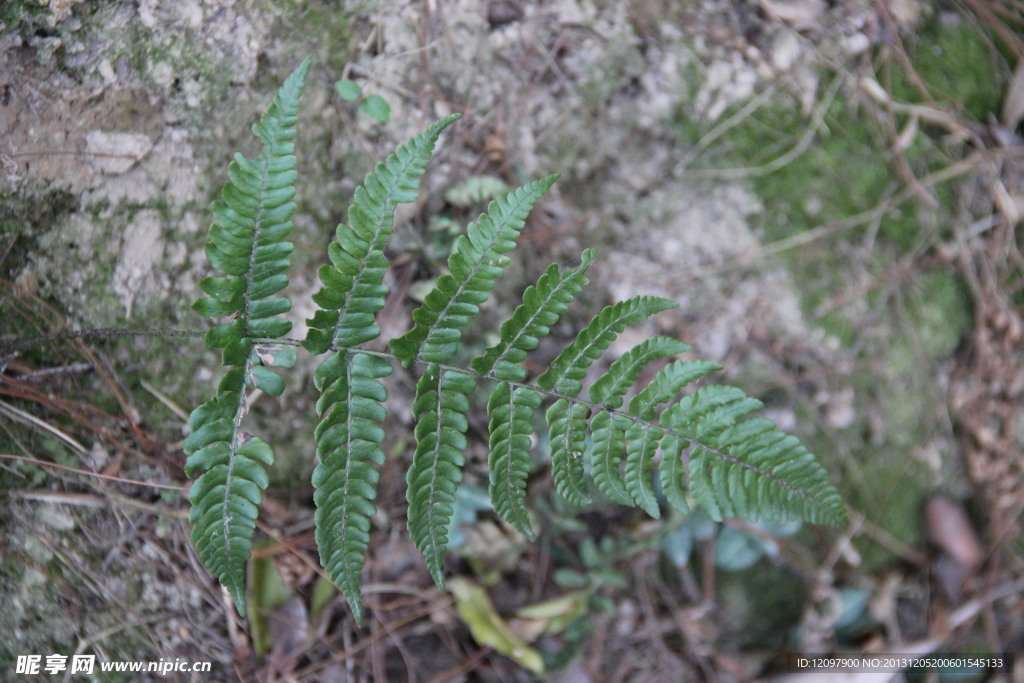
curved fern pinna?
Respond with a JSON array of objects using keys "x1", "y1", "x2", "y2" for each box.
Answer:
[{"x1": 185, "y1": 59, "x2": 847, "y2": 625}]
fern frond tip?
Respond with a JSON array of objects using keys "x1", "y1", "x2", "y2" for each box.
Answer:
[{"x1": 391, "y1": 174, "x2": 561, "y2": 365}]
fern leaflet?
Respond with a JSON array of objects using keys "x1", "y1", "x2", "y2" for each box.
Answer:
[
  {"x1": 588, "y1": 337, "x2": 697, "y2": 505},
  {"x1": 471, "y1": 249, "x2": 595, "y2": 381},
  {"x1": 623, "y1": 422, "x2": 662, "y2": 517},
  {"x1": 622, "y1": 359, "x2": 724, "y2": 516},
  {"x1": 185, "y1": 57, "x2": 310, "y2": 613},
  {"x1": 184, "y1": 370, "x2": 273, "y2": 613},
  {"x1": 312, "y1": 350, "x2": 392, "y2": 625},
  {"x1": 305, "y1": 114, "x2": 461, "y2": 353},
  {"x1": 474, "y1": 251, "x2": 596, "y2": 537},
  {"x1": 589, "y1": 411, "x2": 633, "y2": 505},
  {"x1": 406, "y1": 364, "x2": 476, "y2": 587},
  {"x1": 487, "y1": 382, "x2": 542, "y2": 539},
  {"x1": 305, "y1": 114, "x2": 460, "y2": 615},
  {"x1": 537, "y1": 295, "x2": 678, "y2": 397},
  {"x1": 589, "y1": 337, "x2": 696, "y2": 407},
  {"x1": 547, "y1": 398, "x2": 592, "y2": 506},
  {"x1": 661, "y1": 386, "x2": 845, "y2": 525},
  {"x1": 659, "y1": 437, "x2": 690, "y2": 513}
]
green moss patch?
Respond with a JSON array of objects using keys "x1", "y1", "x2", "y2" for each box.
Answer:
[{"x1": 890, "y1": 16, "x2": 1009, "y2": 122}]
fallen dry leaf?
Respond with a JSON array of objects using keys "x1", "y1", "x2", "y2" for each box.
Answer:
[{"x1": 924, "y1": 496, "x2": 984, "y2": 601}]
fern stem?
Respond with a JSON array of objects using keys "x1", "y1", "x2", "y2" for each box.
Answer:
[{"x1": 221, "y1": 359, "x2": 254, "y2": 580}]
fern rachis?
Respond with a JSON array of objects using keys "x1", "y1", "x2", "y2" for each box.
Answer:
[{"x1": 185, "y1": 58, "x2": 847, "y2": 625}]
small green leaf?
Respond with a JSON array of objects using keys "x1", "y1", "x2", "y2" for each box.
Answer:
[
  {"x1": 578, "y1": 537, "x2": 600, "y2": 567},
  {"x1": 309, "y1": 574, "x2": 338, "y2": 623},
  {"x1": 192, "y1": 296, "x2": 238, "y2": 317},
  {"x1": 688, "y1": 510, "x2": 718, "y2": 541},
  {"x1": 593, "y1": 566, "x2": 628, "y2": 589},
  {"x1": 360, "y1": 94, "x2": 391, "y2": 123},
  {"x1": 447, "y1": 483, "x2": 493, "y2": 550},
  {"x1": 661, "y1": 525, "x2": 693, "y2": 568},
  {"x1": 250, "y1": 365, "x2": 285, "y2": 396},
  {"x1": 552, "y1": 568, "x2": 590, "y2": 588},
  {"x1": 833, "y1": 588, "x2": 872, "y2": 635},
  {"x1": 248, "y1": 541, "x2": 295, "y2": 655},
  {"x1": 513, "y1": 591, "x2": 590, "y2": 637},
  {"x1": 335, "y1": 79, "x2": 362, "y2": 101},
  {"x1": 254, "y1": 344, "x2": 297, "y2": 368},
  {"x1": 714, "y1": 525, "x2": 765, "y2": 571}
]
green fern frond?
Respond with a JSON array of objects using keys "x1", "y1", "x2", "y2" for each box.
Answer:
[
  {"x1": 619, "y1": 357, "x2": 723, "y2": 517},
  {"x1": 587, "y1": 337, "x2": 697, "y2": 505},
  {"x1": 406, "y1": 363, "x2": 476, "y2": 588},
  {"x1": 185, "y1": 70, "x2": 849, "y2": 628},
  {"x1": 193, "y1": 57, "x2": 310, "y2": 351},
  {"x1": 390, "y1": 175, "x2": 559, "y2": 366},
  {"x1": 487, "y1": 382, "x2": 542, "y2": 540},
  {"x1": 305, "y1": 114, "x2": 461, "y2": 353},
  {"x1": 476, "y1": 251, "x2": 596, "y2": 534},
  {"x1": 661, "y1": 386, "x2": 846, "y2": 525},
  {"x1": 185, "y1": 58, "x2": 310, "y2": 615},
  {"x1": 471, "y1": 250, "x2": 595, "y2": 381},
  {"x1": 628, "y1": 360, "x2": 724, "y2": 419},
  {"x1": 312, "y1": 350, "x2": 392, "y2": 626},
  {"x1": 537, "y1": 296, "x2": 678, "y2": 397}
]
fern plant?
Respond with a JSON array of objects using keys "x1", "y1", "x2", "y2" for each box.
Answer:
[{"x1": 185, "y1": 59, "x2": 847, "y2": 624}]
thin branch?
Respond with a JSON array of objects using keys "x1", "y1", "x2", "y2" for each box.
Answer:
[
  {"x1": 0, "y1": 452, "x2": 188, "y2": 491},
  {"x1": 1, "y1": 327, "x2": 204, "y2": 354},
  {"x1": 0, "y1": 400, "x2": 91, "y2": 457}
]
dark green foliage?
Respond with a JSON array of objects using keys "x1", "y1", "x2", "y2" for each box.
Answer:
[
  {"x1": 184, "y1": 376, "x2": 274, "y2": 613},
  {"x1": 537, "y1": 295, "x2": 678, "y2": 396},
  {"x1": 487, "y1": 383, "x2": 542, "y2": 540},
  {"x1": 312, "y1": 350, "x2": 392, "y2": 625},
  {"x1": 407, "y1": 364, "x2": 476, "y2": 586},
  {"x1": 548, "y1": 398, "x2": 591, "y2": 506},
  {"x1": 304, "y1": 114, "x2": 461, "y2": 354},
  {"x1": 471, "y1": 249, "x2": 596, "y2": 381},
  {"x1": 184, "y1": 57, "x2": 310, "y2": 614},
  {"x1": 390, "y1": 174, "x2": 559, "y2": 365},
  {"x1": 186, "y1": 58, "x2": 847, "y2": 626}
]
